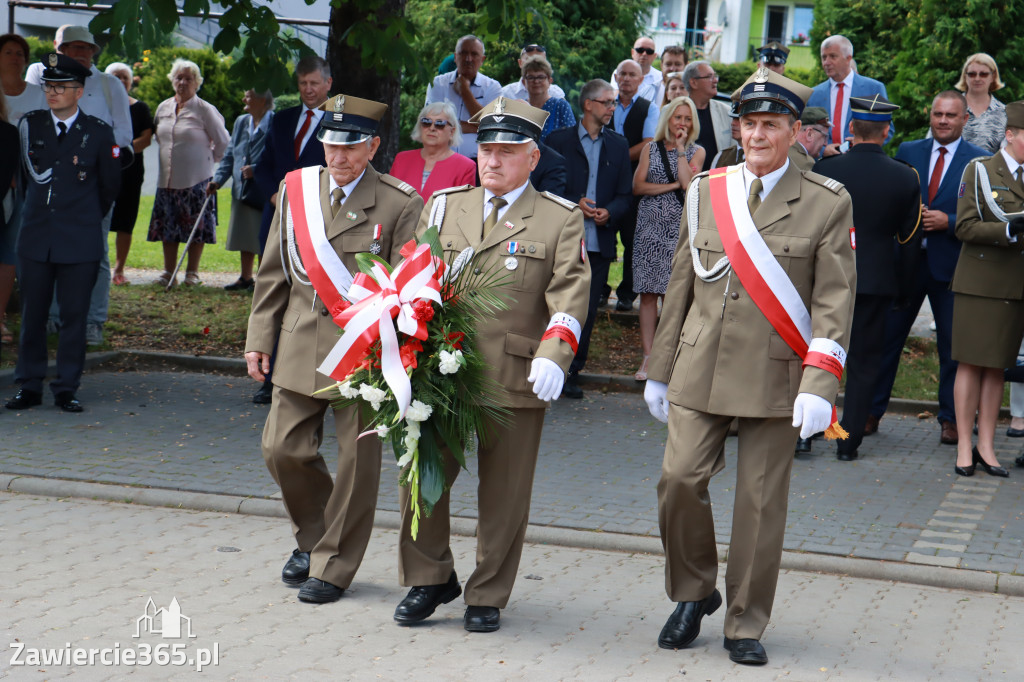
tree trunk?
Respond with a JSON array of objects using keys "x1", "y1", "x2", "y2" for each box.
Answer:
[{"x1": 327, "y1": 0, "x2": 407, "y2": 173}]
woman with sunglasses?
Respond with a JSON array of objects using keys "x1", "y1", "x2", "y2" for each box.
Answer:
[
  {"x1": 390, "y1": 101, "x2": 476, "y2": 200},
  {"x1": 954, "y1": 53, "x2": 1007, "y2": 154}
]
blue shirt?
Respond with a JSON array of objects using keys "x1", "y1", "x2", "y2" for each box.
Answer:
[
  {"x1": 612, "y1": 94, "x2": 658, "y2": 140},
  {"x1": 578, "y1": 121, "x2": 604, "y2": 251}
]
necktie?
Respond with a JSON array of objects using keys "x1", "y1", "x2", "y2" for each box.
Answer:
[
  {"x1": 927, "y1": 147, "x2": 947, "y2": 205},
  {"x1": 832, "y1": 82, "x2": 844, "y2": 145},
  {"x1": 330, "y1": 187, "x2": 345, "y2": 218},
  {"x1": 294, "y1": 110, "x2": 313, "y2": 160},
  {"x1": 1016, "y1": 167, "x2": 1023, "y2": 192},
  {"x1": 747, "y1": 178, "x2": 763, "y2": 216},
  {"x1": 57, "y1": 121, "x2": 67, "y2": 144},
  {"x1": 483, "y1": 196, "x2": 507, "y2": 239}
]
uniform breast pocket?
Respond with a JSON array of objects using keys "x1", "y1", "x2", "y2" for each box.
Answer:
[
  {"x1": 506, "y1": 241, "x2": 547, "y2": 292},
  {"x1": 693, "y1": 229, "x2": 724, "y2": 271},
  {"x1": 763, "y1": 235, "x2": 811, "y2": 276},
  {"x1": 342, "y1": 233, "x2": 374, "y2": 254}
]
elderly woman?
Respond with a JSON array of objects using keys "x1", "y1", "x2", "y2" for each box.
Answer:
[
  {"x1": 209, "y1": 88, "x2": 274, "y2": 291},
  {"x1": 955, "y1": 53, "x2": 1007, "y2": 154},
  {"x1": 104, "y1": 62, "x2": 154, "y2": 286},
  {"x1": 390, "y1": 100, "x2": 476, "y2": 199},
  {"x1": 521, "y1": 55, "x2": 575, "y2": 141},
  {"x1": 147, "y1": 59, "x2": 229, "y2": 286},
  {"x1": 661, "y1": 72, "x2": 686, "y2": 107},
  {"x1": 631, "y1": 96, "x2": 704, "y2": 380}
]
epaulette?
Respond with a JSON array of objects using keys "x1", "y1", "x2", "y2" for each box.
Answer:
[
  {"x1": 380, "y1": 174, "x2": 418, "y2": 196},
  {"x1": 541, "y1": 190, "x2": 579, "y2": 211},
  {"x1": 431, "y1": 184, "x2": 474, "y2": 195},
  {"x1": 803, "y1": 171, "x2": 846, "y2": 195},
  {"x1": 81, "y1": 113, "x2": 112, "y2": 130},
  {"x1": 23, "y1": 109, "x2": 48, "y2": 120}
]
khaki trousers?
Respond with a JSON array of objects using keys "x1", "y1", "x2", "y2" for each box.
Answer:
[
  {"x1": 398, "y1": 408, "x2": 546, "y2": 608},
  {"x1": 658, "y1": 405, "x2": 798, "y2": 640},
  {"x1": 262, "y1": 385, "x2": 382, "y2": 588}
]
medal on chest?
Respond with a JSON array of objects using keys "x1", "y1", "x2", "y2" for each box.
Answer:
[
  {"x1": 505, "y1": 241, "x2": 519, "y2": 270},
  {"x1": 370, "y1": 223, "x2": 382, "y2": 255}
]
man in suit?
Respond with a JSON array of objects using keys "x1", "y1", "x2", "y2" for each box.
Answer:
[
  {"x1": 6, "y1": 54, "x2": 120, "y2": 413},
  {"x1": 683, "y1": 61, "x2": 733, "y2": 172},
  {"x1": 869, "y1": 91, "x2": 988, "y2": 444},
  {"x1": 530, "y1": 140, "x2": 567, "y2": 196},
  {"x1": 610, "y1": 59, "x2": 658, "y2": 311},
  {"x1": 644, "y1": 67, "x2": 856, "y2": 665},
  {"x1": 547, "y1": 78, "x2": 633, "y2": 398},
  {"x1": 807, "y1": 35, "x2": 893, "y2": 152},
  {"x1": 251, "y1": 55, "x2": 332, "y2": 404},
  {"x1": 812, "y1": 95, "x2": 922, "y2": 461},
  {"x1": 392, "y1": 96, "x2": 590, "y2": 634},
  {"x1": 245, "y1": 94, "x2": 422, "y2": 603}
]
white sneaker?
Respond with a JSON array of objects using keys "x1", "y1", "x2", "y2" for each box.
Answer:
[{"x1": 86, "y1": 323, "x2": 103, "y2": 346}]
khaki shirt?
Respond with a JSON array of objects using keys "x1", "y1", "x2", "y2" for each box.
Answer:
[
  {"x1": 648, "y1": 163, "x2": 857, "y2": 417},
  {"x1": 246, "y1": 166, "x2": 423, "y2": 396}
]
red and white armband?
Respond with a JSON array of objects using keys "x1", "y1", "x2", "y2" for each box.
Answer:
[
  {"x1": 802, "y1": 337, "x2": 846, "y2": 381},
  {"x1": 540, "y1": 313, "x2": 582, "y2": 353}
]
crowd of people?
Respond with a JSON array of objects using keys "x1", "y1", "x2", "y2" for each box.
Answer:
[{"x1": 3, "y1": 17, "x2": 1024, "y2": 668}]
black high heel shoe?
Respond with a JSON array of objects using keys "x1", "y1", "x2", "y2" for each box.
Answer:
[
  {"x1": 973, "y1": 446, "x2": 1009, "y2": 478},
  {"x1": 954, "y1": 458, "x2": 976, "y2": 477}
]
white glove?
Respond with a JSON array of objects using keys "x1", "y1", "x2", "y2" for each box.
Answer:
[
  {"x1": 792, "y1": 392, "x2": 832, "y2": 439},
  {"x1": 528, "y1": 357, "x2": 564, "y2": 402},
  {"x1": 644, "y1": 380, "x2": 670, "y2": 423}
]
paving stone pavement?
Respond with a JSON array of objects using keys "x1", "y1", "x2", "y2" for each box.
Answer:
[
  {"x1": 2, "y1": 493, "x2": 1022, "y2": 681},
  {"x1": 2, "y1": 369, "x2": 1024, "y2": 577}
]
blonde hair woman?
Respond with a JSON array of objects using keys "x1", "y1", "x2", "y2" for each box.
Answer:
[
  {"x1": 631, "y1": 96, "x2": 705, "y2": 380},
  {"x1": 954, "y1": 53, "x2": 1007, "y2": 154}
]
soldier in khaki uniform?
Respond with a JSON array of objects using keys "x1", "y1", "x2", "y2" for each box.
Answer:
[
  {"x1": 244, "y1": 94, "x2": 422, "y2": 603},
  {"x1": 710, "y1": 99, "x2": 743, "y2": 168},
  {"x1": 644, "y1": 68, "x2": 856, "y2": 664},
  {"x1": 788, "y1": 106, "x2": 831, "y2": 171},
  {"x1": 951, "y1": 100, "x2": 1024, "y2": 475},
  {"x1": 392, "y1": 97, "x2": 590, "y2": 633}
]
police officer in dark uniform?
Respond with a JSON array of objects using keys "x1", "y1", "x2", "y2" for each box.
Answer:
[
  {"x1": 757, "y1": 42, "x2": 790, "y2": 75},
  {"x1": 6, "y1": 54, "x2": 121, "y2": 413},
  {"x1": 812, "y1": 94, "x2": 921, "y2": 460}
]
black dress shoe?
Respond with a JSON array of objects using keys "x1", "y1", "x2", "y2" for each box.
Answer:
[
  {"x1": 253, "y1": 381, "x2": 273, "y2": 405},
  {"x1": 393, "y1": 572, "x2": 461, "y2": 625},
  {"x1": 837, "y1": 449, "x2": 858, "y2": 462},
  {"x1": 973, "y1": 446, "x2": 1008, "y2": 477},
  {"x1": 6, "y1": 389, "x2": 43, "y2": 410},
  {"x1": 1015, "y1": 451, "x2": 1024, "y2": 468},
  {"x1": 1007, "y1": 427, "x2": 1024, "y2": 438},
  {"x1": 615, "y1": 298, "x2": 634, "y2": 311},
  {"x1": 464, "y1": 605, "x2": 500, "y2": 632},
  {"x1": 224, "y1": 277, "x2": 255, "y2": 291},
  {"x1": 281, "y1": 550, "x2": 310, "y2": 586},
  {"x1": 723, "y1": 637, "x2": 768, "y2": 665},
  {"x1": 54, "y1": 392, "x2": 83, "y2": 413},
  {"x1": 297, "y1": 577, "x2": 345, "y2": 603},
  {"x1": 657, "y1": 589, "x2": 722, "y2": 650},
  {"x1": 794, "y1": 437, "x2": 812, "y2": 454},
  {"x1": 562, "y1": 374, "x2": 583, "y2": 399},
  {"x1": 597, "y1": 294, "x2": 608, "y2": 308}
]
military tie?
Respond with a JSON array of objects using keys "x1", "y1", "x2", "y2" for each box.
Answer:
[
  {"x1": 57, "y1": 121, "x2": 67, "y2": 144},
  {"x1": 482, "y1": 196, "x2": 507, "y2": 239},
  {"x1": 331, "y1": 187, "x2": 346, "y2": 218},
  {"x1": 747, "y1": 177, "x2": 763, "y2": 216},
  {"x1": 1017, "y1": 166, "x2": 1023, "y2": 193}
]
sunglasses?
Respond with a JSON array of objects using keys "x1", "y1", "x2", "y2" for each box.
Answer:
[
  {"x1": 523, "y1": 44, "x2": 546, "y2": 53},
  {"x1": 633, "y1": 46, "x2": 656, "y2": 55},
  {"x1": 420, "y1": 118, "x2": 452, "y2": 130},
  {"x1": 966, "y1": 71, "x2": 991, "y2": 78}
]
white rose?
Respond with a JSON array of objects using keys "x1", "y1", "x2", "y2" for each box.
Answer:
[
  {"x1": 438, "y1": 349, "x2": 464, "y2": 375},
  {"x1": 359, "y1": 383, "x2": 388, "y2": 411},
  {"x1": 405, "y1": 399, "x2": 433, "y2": 423}
]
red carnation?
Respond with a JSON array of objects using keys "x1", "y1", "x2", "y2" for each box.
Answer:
[
  {"x1": 412, "y1": 299, "x2": 435, "y2": 322},
  {"x1": 400, "y1": 338, "x2": 423, "y2": 369},
  {"x1": 447, "y1": 331, "x2": 465, "y2": 350}
]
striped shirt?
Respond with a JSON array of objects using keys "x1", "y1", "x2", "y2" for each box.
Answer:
[{"x1": 964, "y1": 96, "x2": 1006, "y2": 154}]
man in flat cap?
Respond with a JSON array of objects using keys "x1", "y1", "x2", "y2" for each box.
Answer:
[
  {"x1": 245, "y1": 93, "x2": 422, "y2": 603},
  {"x1": 7, "y1": 54, "x2": 120, "y2": 414},
  {"x1": 392, "y1": 96, "x2": 590, "y2": 633},
  {"x1": 757, "y1": 42, "x2": 790, "y2": 75},
  {"x1": 812, "y1": 95, "x2": 922, "y2": 461},
  {"x1": 643, "y1": 66, "x2": 856, "y2": 664},
  {"x1": 788, "y1": 106, "x2": 831, "y2": 171}
]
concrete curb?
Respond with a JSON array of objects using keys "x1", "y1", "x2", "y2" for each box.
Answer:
[{"x1": 5, "y1": 472, "x2": 1023, "y2": 598}]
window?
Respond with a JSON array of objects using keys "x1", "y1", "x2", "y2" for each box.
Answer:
[
  {"x1": 766, "y1": 6, "x2": 787, "y2": 43},
  {"x1": 656, "y1": 0, "x2": 683, "y2": 30},
  {"x1": 792, "y1": 6, "x2": 814, "y2": 42}
]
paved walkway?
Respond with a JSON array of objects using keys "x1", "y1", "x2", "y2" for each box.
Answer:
[{"x1": 2, "y1": 493, "x2": 1022, "y2": 680}]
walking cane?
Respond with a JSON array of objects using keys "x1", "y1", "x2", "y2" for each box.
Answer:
[{"x1": 166, "y1": 193, "x2": 213, "y2": 292}]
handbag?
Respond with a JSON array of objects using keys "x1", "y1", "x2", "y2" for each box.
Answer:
[{"x1": 656, "y1": 141, "x2": 687, "y2": 206}]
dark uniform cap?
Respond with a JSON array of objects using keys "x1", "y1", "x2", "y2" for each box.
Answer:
[
  {"x1": 849, "y1": 94, "x2": 899, "y2": 123},
  {"x1": 316, "y1": 94, "x2": 388, "y2": 145},
  {"x1": 470, "y1": 96, "x2": 549, "y2": 144},
  {"x1": 736, "y1": 66, "x2": 812, "y2": 118},
  {"x1": 41, "y1": 53, "x2": 91, "y2": 85},
  {"x1": 758, "y1": 41, "x2": 790, "y2": 66},
  {"x1": 1006, "y1": 101, "x2": 1024, "y2": 129},
  {"x1": 800, "y1": 106, "x2": 832, "y2": 127}
]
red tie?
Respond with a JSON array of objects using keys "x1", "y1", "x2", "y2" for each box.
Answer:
[
  {"x1": 832, "y1": 82, "x2": 844, "y2": 145},
  {"x1": 928, "y1": 147, "x2": 947, "y2": 205},
  {"x1": 294, "y1": 110, "x2": 313, "y2": 160}
]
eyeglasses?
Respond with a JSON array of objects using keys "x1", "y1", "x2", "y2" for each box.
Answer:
[
  {"x1": 633, "y1": 46, "x2": 656, "y2": 55},
  {"x1": 966, "y1": 71, "x2": 991, "y2": 78},
  {"x1": 41, "y1": 82, "x2": 80, "y2": 94},
  {"x1": 806, "y1": 126, "x2": 829, "y2": 138},
  {"x1": 524, "y1": 74, "x2": 550, "y2": 83},
  {"x1": 420, "y1": 118, "x2": 452, "y2": 130},
  {"x1": 590, "y1": 98, "x2": 616, "y2": 108},
  {"x1": 693, "y1": 73, "x2": 718, "y2": 81},
  {"x1": 523, "y1": 44, "x2": 546, "y2": 53}
]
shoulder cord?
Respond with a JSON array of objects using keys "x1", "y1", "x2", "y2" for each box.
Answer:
[
  {"x1": 897, "y1": 165, "x2": 922, "y2": 245},
  {"x1": 428, "y1": 193, "x2": 447, "y2": 229},
  {"x1": 687, "y1": 175, "x2": 731, "y2": 282},
  {"x1": 277, "y1": 189, "x2": 311, "y2": 288},
  {"x1": 974, "y1": 159, "x2": 1010, "y2": 222},
  {"x1": 19, "y1": 118, "x2": 52, "y2": 184}
]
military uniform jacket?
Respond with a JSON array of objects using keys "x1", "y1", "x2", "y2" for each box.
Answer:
[
  {"x1": 953, "y1": 153, "x2": 1024, "y2": 300},
  {"x1": 419, "y1": 184, "x2": 590, "y2": 408},
  {"x1": 18, "y1": 109, "x2": 121, "y2": 264},
  {"x1": 787, "y1": 142, "x2": 815, "y2": 171},
  {"x1": 647, "y1": 163, "x2": 857, "y2": 417},
  {"x1": 246, "y1": 165, "x2": 423, "y2": 396},
  {"x1": 711, "y1": 145, "x2": 743, "y2": 169}
]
